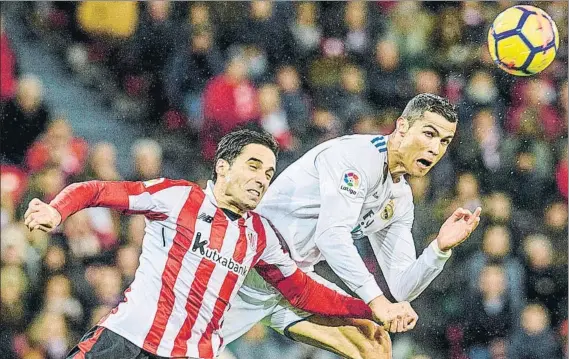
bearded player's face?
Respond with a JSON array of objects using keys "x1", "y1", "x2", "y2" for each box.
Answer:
[
  {"x1": 398, "y1": 111, "x2": 456, "y2": 177},
  {"x1": 223, "y1": 144, "x2": 276, "y2": 211}
]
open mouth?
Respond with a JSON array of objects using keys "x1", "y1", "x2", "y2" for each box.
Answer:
[
  {"x1": 417, "y1": 158, "x2": 433, "y2": 169},
  {"x1": 247, "y1": 189, "x2": 260, "y2": 198}
]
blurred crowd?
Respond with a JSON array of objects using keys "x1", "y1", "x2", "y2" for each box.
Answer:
[{"x1": 1, "y1": 2, "x2": 567, "y2": 359}]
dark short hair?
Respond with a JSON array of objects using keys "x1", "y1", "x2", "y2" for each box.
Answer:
[
  {"x1": 212, "y1": 129, "x2": 279, "y2": 182},
  {"x1": 401, "y1": 93, "x2": 458, "y2": 125}
]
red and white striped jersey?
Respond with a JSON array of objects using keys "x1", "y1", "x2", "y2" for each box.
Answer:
[{"x1": 51, "y1": 179, "x2": 372, "y2": 359}]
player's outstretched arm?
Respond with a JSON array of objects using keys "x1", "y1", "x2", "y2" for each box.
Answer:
[{"x1": 24, "y1": 179, "x2": 190, "y2": 232}]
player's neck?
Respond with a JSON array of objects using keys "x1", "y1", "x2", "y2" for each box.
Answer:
[
  {"x1": 213, "y1": 185, "x2": 244, "y2": 216},
  {"x1": 386, "y1": 134, "x2": 406, "y2": 182}
]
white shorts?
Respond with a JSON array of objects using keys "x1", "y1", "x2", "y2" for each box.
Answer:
[{"x1": 219, "y1": 269, "x2": 348, "y2": 351}]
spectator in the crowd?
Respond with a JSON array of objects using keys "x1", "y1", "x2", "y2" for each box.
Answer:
[
  {"x1": 523, "y1": 234, "x2": 568, "y2": 327},
  {"x1": 555, "y1": 142, "x2": 568, "y2": 200},
  {"x1": 275, "y1": 65, "x2": 310, "y2": 133},
  {"x1": 124, "y1": 1, "x2": 178, "y2": 121},
  {"x1": 1, "y1": 75, "x2": 51, "y2": 165},
  {"x1": 302, "y1": 108, "x2": 341, "y2": 152},
  {"x1": 413, "y1": 68, "x2": 442, "y2": 96},
  {"x1": 342, "y1": 1, "x2": 372, "y2": 65},
  {"x1": 508, "y1": 304, "x2": 561, "y2": 359},
  {"x1": 41, "y1": 274, "x2": 84, "y2": 329},
  {"x1": 458, "y1": 69, "x2": 506, "y2": 130},
  {"x1": 258, "y1": 83, "x2": 293, "y2": 150},
  {"x1": 28, "y1": 310, "x2": 75, "y2": 359},
  {"x1": 128, "y1": 138, "x2": 163, "y2": 182},
  {"x1": 1, "y1": 15, "x2": 17, "y2": 102},
  {"x1": 335, "y1": 64, "x2": 373, "y2": 129},
  {"x1": 367, "y1": 39, "x2": 412, "y2": 110},
  {"x1": 81, "y1": 142, "x2": 122, "y2": 182},
  {"x1": 201, "y1": 53, "x2": 259, "y2": 160},
  {"x1": 543, "y1": 199, "x2": 568, "y2": 265},
  {"x1": 164, "y1": 25, "x2": 224, "y2": 130},
  {"x1": 62, "y1": 210, "x2": 102, "y2": 261},
  {"x1": 90, "y1": 265, "x2": 123, "y2": 307},
  {"x1": 506, "y1": 78, "x2": 565, "y2": 142},
  {"x1": 467, "y1": 225, "x2": 526, "y2": 317},
  {"x1": 288, "y1": 2, "x2": 322, "y2": 64},
  {"x1": 464, "y1": 264, "x2": 516, "y2": 359},
  {"x1": 25, "y1": 117, "x2": 89, "y2": 177},
  {"x1": 17, "y1": 166, "x2": 66, "y2": 218}
]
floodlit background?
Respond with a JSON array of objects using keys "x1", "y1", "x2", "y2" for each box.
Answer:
[{"x1": 0, "y1": 2, "x2": 567, "y2": 359}]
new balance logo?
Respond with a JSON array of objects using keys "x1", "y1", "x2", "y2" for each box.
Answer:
[
  {"x1": 197, "y1": 213, "x2": 214, "y2": 223},
  {"x1": 191, "y1": 232, "x2": 249, "y2": 276}
]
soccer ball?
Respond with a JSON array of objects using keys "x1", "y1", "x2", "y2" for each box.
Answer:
[{"x1": 488, "y1": 5, "x2": 559, "y2": 76}]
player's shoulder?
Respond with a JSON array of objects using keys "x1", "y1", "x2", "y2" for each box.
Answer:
[{"x1": 142, "y1": 178, "x2": 196, "y2": 193}]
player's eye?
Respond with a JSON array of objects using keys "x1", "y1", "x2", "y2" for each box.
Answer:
[
  {"x1": 249, "y1": 164, "x2": 259, "y2": 170},
  {"x1": 424, "y1": 131, "x2": 434, "y2": 138},
  {"x1": 441, "y1": 139, "x2": 450, "y2": 146}
]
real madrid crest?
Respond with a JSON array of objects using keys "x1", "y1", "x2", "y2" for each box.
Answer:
[{"x1": 380, "y1": 199, "x2": 395, "y2": 221}]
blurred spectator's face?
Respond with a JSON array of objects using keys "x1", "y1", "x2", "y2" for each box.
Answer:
[
  {"x1": 312, "y1": 110, "x2": 336, "y2": 130},
  {"x1": 345, "y1": 1, "x2": 367, "y2": 31},
  {"x1": 296, "y1": 2, "x2": 317, "y2": 26},
  {"x1": 46, "y1": 119, "x2": 73, "y2": 148},
  {"x1": 117, "y1": 245, "x2": 140, "y2": 279},
  {"x1": 440, "y1": 9, "x2": 462, "y2": 44},
  {"x1": 545, "y1": 202, "x2": 568, "y2": 231},
  {"x1": 91, "y1": 142, "x2": 120, "y2": 181},
  {"x1": 395, "y1": 112, "x2": 456, "y2": 177},
  {"x1": 466, "y1": 71, "x2": 497, "y2": 103},
  {"x1": 95, "y1": 266, "x2": 123, "y2": 305},
  {"x1": 526, "y1": 79, "x2": 550, "y2": 106},
  {"x1": 521, "y1": 304, "x2": 549, "y2": 335},
  {"x1": 37, "y1": 168, "x2": 65, "y2": 198},
  {"x1": 251, "y1": 1, "x2": 272, "y2": 20},
  {"x1": 0, "y1": 224, "x2": 27, "y2": 266},
  {"x1": 17, "y1": 77, "x2": 43, "y2": 112},
  {"x1": 524, "y1": 236, "x2": 553, "y2": 269},
  {"x1": 482, "y1": 226, "x2": 511, "y2": 258},
  {"x1": 45, "y1": 275, "x2": 71, "y2": 300},
  {"x1": 135, "y1": 148, "x2": 162, "y2": 180},
  {"x1": 516, "y1": 151, "x2": 536, "y2": 173},
  {"x1": 342, "y1": 66, "x2": 364, "y2": 94},
  {"x1": 414, "y1": 70, "x2": 441, "y2": 95},
  {"x1": 375, "y1": 40, "x2": 399, "y2": 71},
  {"x1": 457, "y1": 172, "x2": 479, "y2": 199},
  {"x1": 215, "y1": 144, "x2": 276, "y2": 212},
  {"x1": 408, "y1": 175, "x2": 430, "y2": 200},
  {"x1": 226, "y1": 57, "x2": 248, "y2": 83},
  {"x1": 258, "y1": 84, "x2": 281, "y2": 115},
  {"x1": 191, "y1": 31, "x2": 213, "y2": 53},
  {"x1": 148, "y1": 1, "x2": 170, "y2": 22},
  {"x1": 479, "y1": 265, "x2": 506, "y2": 298},
  {"x1": 190, "y1": 4, "x2": 210, "y2": 26},
  {"x1": 128, "y1": 215, "x2": 146, "y2": 246},
  {"x1": 44, "y1": 245, "x2": 67, "y2": 272},
  {"x1": 353, "y1": 116, "x2": 380, "y2": 135},
  {"x1": 1, "y1": 266, "x2": 27, "y2": 305},
  {"x1": 277, "y1": 66, "x2": 300, "y2": 92},
  {"x1": 473, "y1": 110, "x2": 496, "y2": 142}
]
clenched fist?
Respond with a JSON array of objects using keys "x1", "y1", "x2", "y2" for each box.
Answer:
[{"x1": 24, "y1": 198, "x2": 62, "y2": 232}]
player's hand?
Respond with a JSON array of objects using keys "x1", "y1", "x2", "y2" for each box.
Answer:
[
  {"x1": 369, "y1": 296, "x2": 418, "y2": 333},
  {"x1": 24, "y1": 198, "x2": 62, "y2": 233},
  {"x1": 436, "y1": 207, "x2": 482, "y2": 252}
]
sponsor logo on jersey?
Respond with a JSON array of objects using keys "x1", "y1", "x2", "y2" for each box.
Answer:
[
  {"x1": 380, "y1": 199, "x2": 395, "y2": 221},
  {"x1": 143, "y1": 178, "x2": 165, "y2": 187},
  {"x1": 339, "y1": 170, "x2": 361, "y2": 198},
  {"x1": 197, "y1": 212, "x2": 214, "y2": 223},
  {"x1": 191, "y1": 232, "x2": 249, "y2": 276}
]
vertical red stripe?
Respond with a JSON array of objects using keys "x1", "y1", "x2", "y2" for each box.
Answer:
[
  {"x1": 171, "y1": 209, "x2": 228, "y2": 357},
  {"x1": 197, "y1": 218, "x2": 249, "y2": 357},
  {"x1": 73, "y1": 326, "x2": 105, "y2": 359},
  {"x1": 251, "y1": 213, "x2": 268, "y2": 266},
  {"x1": 142, "y1": 187, "x2": 205, "y2": 353}
]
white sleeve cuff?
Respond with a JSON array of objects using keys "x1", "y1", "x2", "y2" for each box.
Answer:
[
  {"x1": 424, "y1": 240, "x2": 452, "y2": 268},
  {"x1": 354, "y1": 277, "x2": 384, "y2": 304}
]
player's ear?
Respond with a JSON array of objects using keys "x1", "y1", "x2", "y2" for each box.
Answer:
[
  {"x1": 215, "y1": 159, "x2": 230, "y2": 179},
  {"x1": 395, "y1": 117, "x2": 409, "y2": 135}
]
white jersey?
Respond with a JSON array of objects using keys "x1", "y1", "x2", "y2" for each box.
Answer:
[{"x1": 254, "y1": 134, "x2": 451, "y2": 303}]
